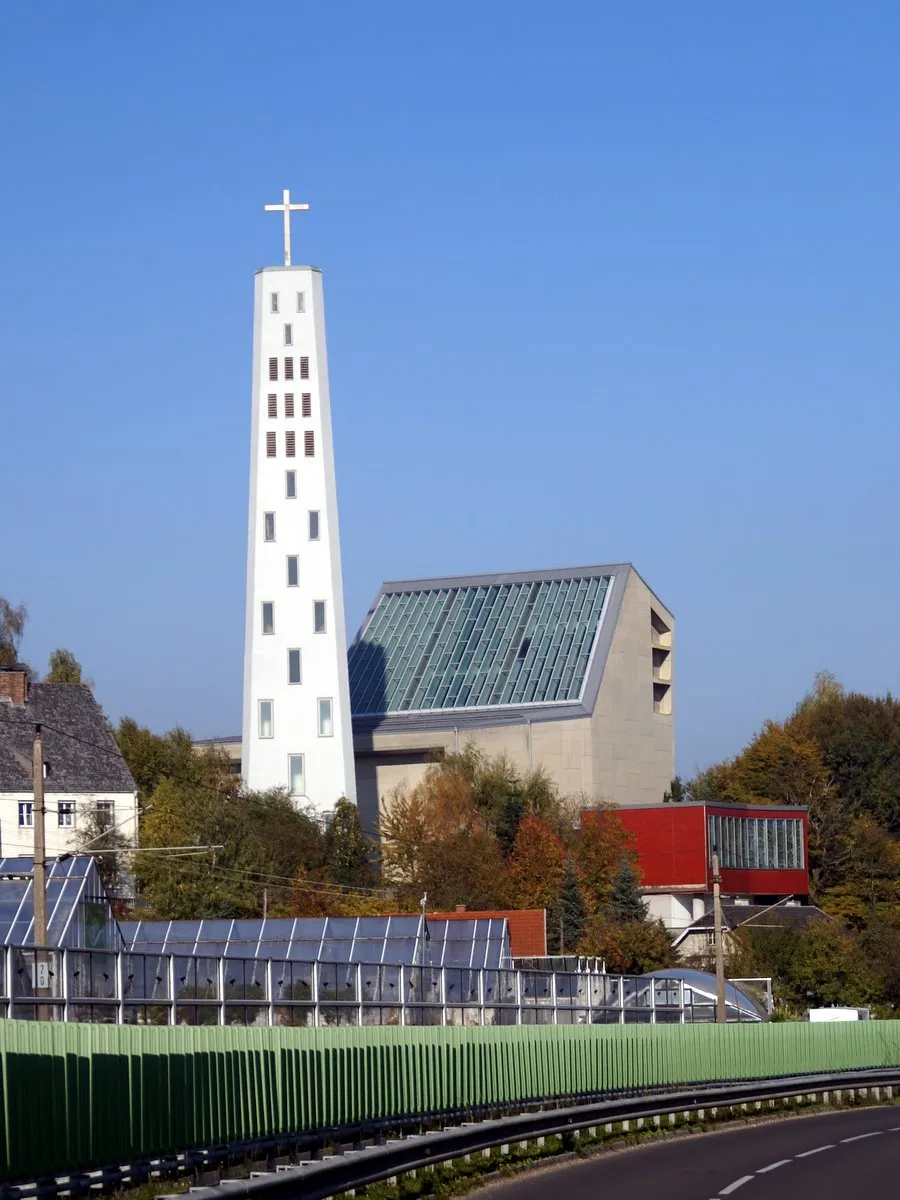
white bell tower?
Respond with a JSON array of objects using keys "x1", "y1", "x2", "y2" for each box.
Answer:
[{"x1": 241, "y1": 191, "x2": 356, "y2": 811}]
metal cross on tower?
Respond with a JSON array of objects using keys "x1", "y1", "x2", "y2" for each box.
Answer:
[{"x1": 264, "y1": 188, "x2": 310, "y2": 266}]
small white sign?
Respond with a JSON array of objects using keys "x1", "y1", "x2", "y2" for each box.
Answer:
[{"x1": 31, "y1": 961, "x2": 50, "y2": 990}]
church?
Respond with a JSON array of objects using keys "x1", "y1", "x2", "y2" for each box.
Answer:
[{"x1": 207, "y1": 193, "x2": 675, "y2": 829}]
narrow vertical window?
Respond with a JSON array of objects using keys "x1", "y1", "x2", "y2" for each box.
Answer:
[
  {"x1": 287, "y1": 648, "x2": 302, "y2": 684},
  {"x1": 313, "y1": 600, "x2": 326, "y2": 633},
  {"x1": 284, "y1": 393, "x2": 295, "y2": 418},
  {"x1": 296, "y1": 292, "x2": 305, "y2": 313},
  {"x1": 268, "y1": 357, "x2": 278, "y2": 381},
  {"x1": 266, "y1": 432, "x2": 276, "y2": 457},
  {"x1": 301, "y1": 392, "x2": 312, "y2": 417},
  {"x1": 57, "y1": 800, "x2": 74, "y2": 828},
  {"x1": 18, "y1": 802, "x2": 33, "y2": 828},
  {"x1": 263, "y1": 512, "x2": 275, "y2": 541},
  {"x1": 285, "y1": 470, "x2": 297, "y2": 498},
  {"x1": 286, "y1": 555, "x2": 299, "y2": 586},
  {"x1": 283, "y1": 324, "x2": 293, "y2": 346},
  {"x1": 270, "y1": 293, "x2": 279, "y2": 314},
  {"x1": 261, "y1": 602, "x2": 274, "y2": 634},
  {"x1": 304, "y1": 431, "x2": 315, "y2": 457},
  {"x1": 284, "y1": 357, "x2": 294, "y2": 380},
  {"x1": 299, "y1": 356, "x2": 310, "y2": 379},
  {"x1": 308, "y1": 510, "x2": 320, "y2": 540},
  {"x1": 258, "y1": 700, "x2": 274, "y2": 739},
  {"x1": 288, "y1": 754, "x2": 305, "y2": 797},
  {"x1": 267, "y1": 393, "x2": 277, "y2": 419},
  {"x1": 285, "y1": 431, "x2": 296, "y2": 457},
  {"x1": 317, "y1": 697, "x2": 334, "y2": 737}
]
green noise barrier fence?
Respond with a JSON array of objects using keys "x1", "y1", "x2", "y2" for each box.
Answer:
[{"x1": 2, "y1": 1020, "x2": 900, "y2": 1182}]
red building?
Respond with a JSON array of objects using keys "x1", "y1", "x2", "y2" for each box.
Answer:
[{"x1": 583, "y1": 802, "x2": 809, "y2": 939}]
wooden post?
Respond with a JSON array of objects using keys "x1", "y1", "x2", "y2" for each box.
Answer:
[{"x1": 712, "y1": 852, "x2": 726, "y2": 1023}]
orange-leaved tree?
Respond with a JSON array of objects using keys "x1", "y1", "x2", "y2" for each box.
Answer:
[{"x1": 504, "y1": 815, "x2": 566, "y2": 910}]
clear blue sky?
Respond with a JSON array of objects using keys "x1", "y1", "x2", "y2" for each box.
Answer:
[{"x1": 2, "y1": 3, "x2": 899, "y2": 778}]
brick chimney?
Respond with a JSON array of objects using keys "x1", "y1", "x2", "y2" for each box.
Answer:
[
  {"x1": 0, "y1": 667, "x2": 29, "y2": 706},
  {"x1": 455, "y1": 905, "x2": 467, "y2": 913}
]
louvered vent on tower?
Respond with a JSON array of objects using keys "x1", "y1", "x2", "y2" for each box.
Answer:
[
  {"x1": 284, "y1": 393, "x2": 295, "y2": 418},
  {"x1": 285, "y1": 358, "x2": 294, "y2": 380},
  {"x1": 304, "y1": 430, "x2": 315, "y2": 457},
  {"x1": 301, "y1": 393, "x2": 311, "y2": 417},
  {"x1": 286, "y1": 431, "x2": 296, "y2": 458},
  {"x1": 266, "y1": 432, "x2": 276, "y2": 457},
  {"x1": 300, "y1": 356, "x2": 309, "y2": 379},
  {"x1": 268, "y1": 358, "x2": 278, "y2": 381},
  {"x1": 267, "y1": 394, "x2": 277, "y2": 419}
]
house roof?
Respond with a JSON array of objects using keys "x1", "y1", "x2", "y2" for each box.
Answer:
[
  {"x1": 0, "y1": 683, "x2": 136, "y2": 794},
  {"x1": 349, "y1": 564, "x2": 635, "y2": 733},
  {"x1": 675, "y1": 904, "x2": 830, "y2": 947}
]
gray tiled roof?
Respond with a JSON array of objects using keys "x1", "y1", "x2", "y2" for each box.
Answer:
[{"x1": 0, "y1": 684, "x2": 135, "y2": 794}]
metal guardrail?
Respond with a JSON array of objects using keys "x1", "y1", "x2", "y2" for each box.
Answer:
[{"x1": 13, "y1": 1069, "x2": 900, "y2": 1200}]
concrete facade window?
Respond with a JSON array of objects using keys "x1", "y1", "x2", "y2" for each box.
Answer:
[
  {"x1": 308, "y1": 511, "x2": 320, "y2": 540},
  {"x1": 270, "y1": 293, "x2": 279, "y2": 313},
  {"x1": 258, "y1": 700, "x2": 274, "y2": 739},
  {"x1": 284, "y1": 393, "x2": 295, "y2": 418},
  {"x1": 58, "y1": 801, "x2": 74, "y2": 828},
  {"x1": 304, "y1": 431, "x2": 315, "y2": 457},
  {"x1": 301, "y1": 393, "x2": 312, "y2": 418},
  {"x1": 288, "y1": 648, "x2": 302, "y2": 684},
  {"x1": 317, "y1": 698, "x2": 333, "y2": 737},
  {"x1": 288, "y1": 754, "x2": 305, "y2": 797},
  {"x1": 268, "y1": 357, "x2": 278, "y2": 381},
  {"x1": 262, "y1": 602, "x2": 274, "y2": 635},
  {"x1": 266, "y1": 432, "x2": 276, "y2": 458},
  {"x1": 299, "y1": 356, "x2": 309, "y2": 379},
  {"x1": 284, "y1": 324, "x2": 293, "y2": 346},
  {"x1": 284, "y1": 358, "x2": 294, "y2": 380},
  {"x1": 285, "y1": 431, "x2": 296, "y2": 457},
  {"x1": 264, "y1": 512, "x2": 275, "y2": 542},
  {"x1": 18, "y1": 802, "x2": 33, "y2": 828},
  {"x1": 296, "y1": 292, "x2": 305, "y2": 313},
  {"x1": 314, "y1": 600, "x2": 327, "y2": 633},
  {"x1": 285, "y1": 471, "x2": 297, "y2": 498},
  {"x1": 267, "y1": 394, "x2": 277, "y2": 419},
  {"x1": 286, "y1": 555, "x2": 299, "y2": 586}
]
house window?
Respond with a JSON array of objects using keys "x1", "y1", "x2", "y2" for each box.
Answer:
[
  {"x1": 284, "y1": 393, "x2": 295, "y2": 418},
  {"x1": 288, "y1": 754, "x2": 305, "y2": 797},
  {"x1": 18, "y1": 802, "x2": 33, "y2": 828},
  {"x1": 285, "y1": 470, "x2": 297, "y2": 498},
  {"x1": 284, "y1": 324, "x2": 293, "y2": 346},
  {"x1": 308, "y1": 510, "x2": 320, "y2": 540},
  {"x1": 267, "y1": 394, "x2": 277, "y2": 419},
  {"x1": 285, "y1": 431, "x2": 296, "y2": 457},
  {"x1": 318, "y1": 697, "x2": 333, "y2": 737},
  {"x1": 266, "y1": 432, "x2": 276, "y2": 458},
  {"x1": 304, "y1": 431, "x2": 315, "y2": 457},
  {"x1": 314, "y1": 600, "x2": 326, "y2": 633},
  {"x1": 258, "y1": 700, "x2": 274, "y2": 739},
  {"x1": 286, "y1": 555, "x2": 299, "y2": 586},
  {"x1": 296, "y1": 292, "x2": 305, "y2": 313},
  {"x1": 270, "y1": 293, "x2": 279, "y2": 314},
  {"x1": 288, "y1": 648, "x2": 302, "y2": 684},
  {"x1": 262, "y1": 602, "x2": 274, "y2": 635},
  {"x1": 284, "y1": 357, "x2": 294, "y2": 380},
  {"x1": 58, "y1": 801, "x2": 74, "y2": 829},
  {"x1": 301, "y1": 393, "x2": 311, "y2": 418},
  {"x1": 264, "y1": 512, "x2": 275, "y2": 541},
  {"x1": 299, "y1": 356, "x2": 309, "y2": 379},
  {"x1": 268, "y1": 357, "x2": 278, "y2": 381}
]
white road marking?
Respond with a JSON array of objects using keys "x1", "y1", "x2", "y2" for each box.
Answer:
[
  {"x1": 889, "y1": 1126, "x2": 900, "y2": 1132},
  {"x1": 841, "y1": 1132, "x2": 883, "y2": 1143},
  {"x1": 796, "y1": 1145, "x2": 835, "y2": 1157},
  {"x1": 756, "y1": 1159, "x2": 791, "y2": 1173},
  {"x1": 720, "y1": 1177, "x2": 754, "y2": 1195}
]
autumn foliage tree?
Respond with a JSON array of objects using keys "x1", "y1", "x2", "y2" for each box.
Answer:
[{"x1": 505, "y1": 816, "x2": 566, "y2": 910}]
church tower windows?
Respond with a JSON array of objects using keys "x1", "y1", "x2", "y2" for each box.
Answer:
[{"x1": 284, "y1": 393, "x2": 295, "y2": 418}]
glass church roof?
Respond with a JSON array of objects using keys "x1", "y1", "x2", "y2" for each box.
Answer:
[
  {"x1": 349, "y1": 574, "x2": 612, "y2": 716},
  {"x1": 121, "y1": 915, "x2": 511, "y2": 968}
]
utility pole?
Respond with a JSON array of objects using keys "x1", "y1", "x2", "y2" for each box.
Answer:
[
  {"x1": 712, "y1": 851, "x2": 726, "y2": 1023},
  {"x1": 33, "y1": 725, "x2": 47, "y2": 947},
  {"x1": 33, "y1": 725, "x2": 48, "y2": 1020},
  {"x1": 262, "y1": 888, "x2": 268, "y2": 920}
]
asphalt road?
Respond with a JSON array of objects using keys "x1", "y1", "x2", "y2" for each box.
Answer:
[{"x1": 478, "y1": 1105, "x2": 900, "y2": 1200}]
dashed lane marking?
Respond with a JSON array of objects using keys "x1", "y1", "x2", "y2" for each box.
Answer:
[
  {"x1": 756, "y1": 1160, "x2": 791, "y2": 1173},
  {"x1": 720, "y1": 1177, "x2": 754, "y2": 1195},
  {"x1": 840, "y1": 1132, "x2": 883, "y2": 1144},
  {"x1": 796, "y1": 1145, "x2": 835, "y2": 1158}
]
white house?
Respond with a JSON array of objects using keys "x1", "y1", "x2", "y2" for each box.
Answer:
[{"x1": 0, "y1": 667, "x2": 138, "y2": 861}]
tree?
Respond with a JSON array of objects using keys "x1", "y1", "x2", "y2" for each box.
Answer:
[
  {"x1": 573, "y1": 807, "x2": 636, "y2": 915},
  {"x1": 607, "y1": 855, "x2": 648, "y2": 922},
  {"x1": 663, "y1": 776, "x2": 687, "y2": 803},
  {"x1": 379, "y1": 764, "x2": 507, "y2": 910},
  {"x1": 45, "y1": 648, "x2": 90, "y2": 686},
  {"x1": 115, "y1": 718, "x2": 205, "y2": 802},
  {"x1": 505, "y1": 815, "x2": 566, "y2": 911},
  {"x1": 579, "y1": 915, "x2": 673, "y2": 974},
  {"x1": 552, "y1": 857, "x2": 585, "y2": 954},
  {"x1": 75, "y1": 802, "x2": 133, "y2": 898},
  {"x1": 0, "y1": 598, "x2": 27, "y2": 668},
  {"x1": 325, "y1": 797, "x2": 375, "y2": 888}
]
